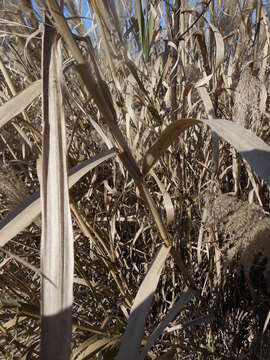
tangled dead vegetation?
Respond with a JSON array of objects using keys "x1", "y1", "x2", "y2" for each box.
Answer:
[{"x1": 0, "y1": 0, "x2": 270, "y2": 359}]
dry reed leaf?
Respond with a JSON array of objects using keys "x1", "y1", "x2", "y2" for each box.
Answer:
[
  {"x1": 204, "y1": 118, "x2": 270, "y2": 185},
  {"x1": 24, "y1": 27, "x2": 42, "y2": 69},
  {"x1": 78, "y1": 339, "x2": 119, "y2": 360},
  {"x1": 91, "y1": 0, "x2": 120, "y2": 89},
  {"x1": 150, "y1": 170, "x2": 175, "y2": 225},
  {"x1": 0, "y1": 190, "x2": 40, "y2": 247},
  {"x1": 0, "y1": 256, "x2": 10, "y2": 269},
  {"x1": 0, "y1": 247, "x2": 46, "y2": 280},
  {"x1": 193, "y1": 16, "x2": 224, "y2": 74},
  {"x1": 142, "y1": 118, "x2": 198, "y2": 175},
  {"x1": 46, "y1": 0, "x2": 174, "y2": 276},
  {"x1": 157, "y1": 348, "x2": 176, "y2": 360},
  {"x1": 40, "y1": 19, "x2": 73, "y2": 358},
  {"x1": 195, "y1": 73, "x2": 213, "y2": 87},
  {"x1": 207, "y1": 21, "x2": 225, "y2": 69},
  {"x1": 68, "y1": 149, "x2": 115, "y2": 187},
  {"x1": 0, "y1": 79, "x2": 41, "y2": 129},
  {"x1": 72, "y1": 336, "x2": 114, "y2": 360},
  {"x1": 263, "y1": 310, "x2": 270, "y2": 334},
  {"x1": 116, "y1": 245, "x2": 171, "y2": 360},
  {"x1": 139, "y1": 288, "x2": 196, "y2": 360},
  {"x1": 142, "y1": 118, "x2": 270, "y2": 186},
  {"x1": 196, "y1": 86, "x2": 219, "y2": 174},
  {"x1": 3, "y1": 316, "x2": 26, "y2": 330},
  {"x1": 0, "y1": 149, "x2": 115, "y2": 247},
  {"x1": 194, "y1": 32, "x2": 211, "y2": 76},
  {"x1": 196, "y1": 86, "x2": 215, "y2": 117}
]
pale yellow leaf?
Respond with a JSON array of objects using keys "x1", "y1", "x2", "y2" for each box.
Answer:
[
  {"x1": 40, "y1": 18, "x2": 73, "y2": 358},
  {"x1": 116, "y1": 245, "x2": 171, "y2": 360},
  {"x1": 0, "y1": 79, "x2": 41, "y2": 129},
  {"x1": 0, "y1": 149, "x2": 115, "y2": 247},
  {"x1": 142, "y1": 118, "x2": 270, "y2": 186}
]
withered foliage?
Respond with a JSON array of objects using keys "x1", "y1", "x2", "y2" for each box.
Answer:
[{"x1": 0, "y1": 1, "x2": 270, "y2": 359}]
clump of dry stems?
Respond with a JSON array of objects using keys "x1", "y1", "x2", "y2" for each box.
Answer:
[{"x1": 0, "y1": 1, "x2": 270, "y2": 359}]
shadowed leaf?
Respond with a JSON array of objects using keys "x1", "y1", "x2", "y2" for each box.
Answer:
[
  {"x1": 139, "y1": 288, "x2": 197, "y2": 359},
  {"x1": 116, "y1": 245, "x2": 171, "y2": 360}
]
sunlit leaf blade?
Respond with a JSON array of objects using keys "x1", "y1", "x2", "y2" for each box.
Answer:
[
  {"x1": 142, "y1": 119, "x2": 198, "y2": 175},
  {"x1": 208, "y1": 21, "x2": 225, "y2": 69},
  {"x1": 72, "y1": 336, "x2": 118, "y2": 360},
  {"x1": 0, "y1": 149, "x2": 115, "y2": 248},
  {"x1": 201, "y1": 118, "x2": 270, "y2": 187},
  {"x1": 142, "y1": 118, "x2": 270, "y2": 186},
  {"x1": 0, "y1": 190, "x2": 40, "y2": 247},
  {"x1": 40, "y1": 18, "x2": 73, "y2": 359},
  {"x1": 0, "y1": 79, "x2": 41, "y2": 129},
  {"x1": 68, "y1": 149, "x2": 114, "y2": 187},
  {"x1": 150, "y1": 170, "x2": 175, "y2": 225},
  {"x1": 139, "y1": 288, "x2": 197, "y2": 359},
  {"x1": 116, "y1": 245, "x2": 171, "y2": 360}
]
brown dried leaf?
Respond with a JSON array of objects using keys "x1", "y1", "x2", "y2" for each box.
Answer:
[{"x1": 142, "y1": 118, "x2": 270, "y2": 186}]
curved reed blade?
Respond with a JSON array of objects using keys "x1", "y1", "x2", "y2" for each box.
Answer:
[
  {"x1": 116, "y1": 245, "x2": 171, "y2": 360},
  {"x1": 0, "y1": 79, "x2": 41, "y2": 129},
  {"x1": 142, "y1": 118, "x2": 270, "y2": 186},
  {"x1": 208, "y1": 20, "x2": 225, "y2": 69},
  {"x1": 0, "y1": 149, "x2": 115, "y2": 246},
  {"x1": 139, "y1": 288, "x2": 197, "y2": 360},
  {"x1": 142, "y1": 118, "x2": 199, "y2": 176}
]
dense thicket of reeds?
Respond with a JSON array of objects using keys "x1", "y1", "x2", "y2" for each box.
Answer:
[{"x1": 0, "y1": 0, "x2": 270, "y2": 359}]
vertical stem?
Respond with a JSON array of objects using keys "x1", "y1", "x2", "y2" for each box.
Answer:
[
  {"x1": 171, "y1": 0, "x2": 181, "y2": 122},
  {"x1": 253, "y1": 0, "x2": 262, "y2": 73}
]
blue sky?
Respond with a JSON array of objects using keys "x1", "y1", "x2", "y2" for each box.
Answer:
[
  {"x1": 30, "y1": 0, "x2": 197, "y2": 34},
  {"x1": 29, "y1": 0, "x2": 259, "y2": 41}
]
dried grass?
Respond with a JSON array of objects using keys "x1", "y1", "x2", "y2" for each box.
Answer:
[{"x1": 0, "y1": 0, "x2": 270, "y2": 359}]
